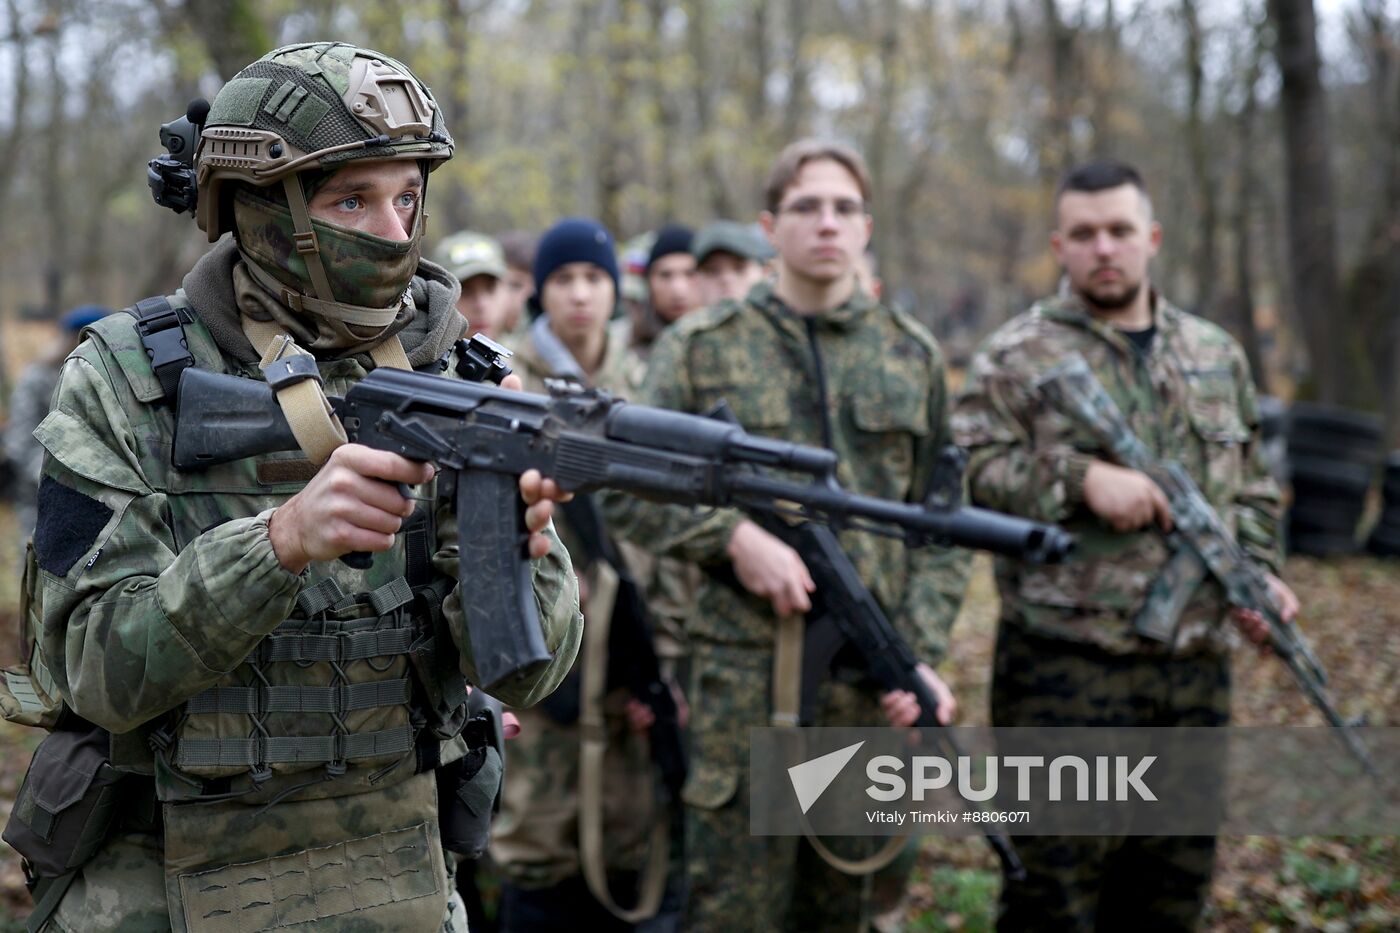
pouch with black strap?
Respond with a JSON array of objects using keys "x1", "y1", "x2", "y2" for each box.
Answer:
[
  {"x1": 437, "y1": 690, "x2": 506, "y2": 859},
  {"x1": 4, "y1": 723, "x2": 124, "y2": 879}
]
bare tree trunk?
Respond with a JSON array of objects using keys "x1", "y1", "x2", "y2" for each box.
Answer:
[
  {"x1": 1267, "y1": 0, "x2": 1351, "y2": 405},
  {"x1": 648, "y1": 0, "x2": 679, "y2": 220},
  {"x1": 597, "y1": 0, "x2": 632, "y2": 234},
  {"x1": 1352, "y1": 0, "x2": 1400, "y2": 438},
  {"x1": 0, "y1": 0, "x2": 35, "y2": 402},
  {"x1": 686, "y1": 0, "x2": 734, "y2": 218},
  {"x1": 41, "y1": 3, "x2": 65, "y2": 316},
  {"x1": 1181, "y1": 0, "x2": 1220, "y2": 320},
  {"x1": 748, "y1": 2, "x2": 771, "y2": 134},
  {"x1": 1088, "y1": 0, "x2": 1119, "y2": 153},
  {"x1": 440, "y1": 0, "x2": 473, "y2": 232},
  {"x1": 177, "y1": 0, "x2": 270, "y2": 80},
  {"x1": 1040, "y1": 0, "x2": 1076, "y2": 185},
  {"x1": 863, "y1": 0, "x2": 901, "y2": 273},
  {"x1": 780, "y1": 0, "x2": 810, "y2": 144},
  {"x1": 0, "y1": 0, "x2": 31, "y2": 218},
  {"x1": 1232, "y1": 20, "x2": 1267, "y2": 390}
]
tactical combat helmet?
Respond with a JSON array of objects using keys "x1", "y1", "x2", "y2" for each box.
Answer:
[{"x1": 196, "y1": 41, "x2": 453, "y2": 241}]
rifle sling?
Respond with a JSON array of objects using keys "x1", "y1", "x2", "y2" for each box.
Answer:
[
  {"x1": 801, "y1": 823, "x2": 908, "y2": 877},
  {"x1": 772, "y1": 613, "x2": 804, "y2": 728},
  {"x1": 240, "y1": 315, "x2": 410, "y2": 466},
  {"x1": 577, "y1": 557, "x2": 669, "y2": 921}
]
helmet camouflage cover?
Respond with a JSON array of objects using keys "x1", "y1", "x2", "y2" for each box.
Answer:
[{"x1": 196, "y1": 41, "x2": 454, "y2": 241}]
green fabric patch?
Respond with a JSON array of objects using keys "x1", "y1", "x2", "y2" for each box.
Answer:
[
  {"x1": 288, "y1": 94, "x2": 331, "y2": 137},
  {"x1": 262, "y1": 80, "x2": 296, "y2": 116},
  {"x1": 274, "y1": 85, "x2": 308, "y2": 123},
  {"x1": 208, "y1": 77, "x2": 273, "y2": 126}
]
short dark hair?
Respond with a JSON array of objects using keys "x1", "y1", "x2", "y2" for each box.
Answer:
[
  {"x1": 497, "y1": 230, "x2": 538, "y2": 271},
  {"x1": 764, "y1": 139, "x2": 872, "y2": 214},
  {"x1": 1055, "y1": 158, "x2": 1151, "y2": 213}
]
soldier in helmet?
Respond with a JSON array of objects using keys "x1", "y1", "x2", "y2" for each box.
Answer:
[{"x1": 4, "y1": 42, "x2": 581, "y2": 933}]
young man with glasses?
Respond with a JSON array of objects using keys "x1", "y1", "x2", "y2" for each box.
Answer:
[{"x1": 610, "y1": 139, "x2": 969, "y2": 931}]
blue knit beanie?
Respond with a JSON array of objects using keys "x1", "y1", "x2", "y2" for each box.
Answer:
[
  {"x1": 646, "y1": 224, "x2": 694, "y2": 271},
  {"x1": 532, "y1": 218, "x2": 619, "y2": 299},
  {"x1": 61, "y1": 304, "x2": 110, "y2": 333}
]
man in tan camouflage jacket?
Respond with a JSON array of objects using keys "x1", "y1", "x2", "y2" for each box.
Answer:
[{"x1": 953, "y1": 158, "x2": 1298, "y2": 932}]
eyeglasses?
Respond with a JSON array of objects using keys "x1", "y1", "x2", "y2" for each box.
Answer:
[{"x1": 776, "y1": 197, "x2": 867, "y2": 223}]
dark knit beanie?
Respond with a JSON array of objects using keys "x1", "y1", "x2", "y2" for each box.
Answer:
[
  {"x1": 646, "y1": 224, "x2": 694, "y2": 271},
  {"x1": 532, "y1": 217, "x2": 619, "y2": 298}
]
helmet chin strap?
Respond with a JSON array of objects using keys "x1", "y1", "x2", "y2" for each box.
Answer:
[
  {"x1": 281, "y1": 173, "x2": 339, "y2": 305},
  {"x1": 259, "y1": 167, "x2": 424, "y2": 326}
]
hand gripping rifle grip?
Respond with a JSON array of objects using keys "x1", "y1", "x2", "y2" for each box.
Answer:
[{"x1": 457, "y1": 469, "x2": 553, "y2": 693}]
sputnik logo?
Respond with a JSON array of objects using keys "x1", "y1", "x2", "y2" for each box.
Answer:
[{"x1": 787, "y1": 741, "x2": 865, "y2": 814}]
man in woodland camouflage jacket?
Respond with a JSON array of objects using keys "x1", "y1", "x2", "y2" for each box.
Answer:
[{"x1": 953, "y1": 158, "x2": 1296, "y2": 932}]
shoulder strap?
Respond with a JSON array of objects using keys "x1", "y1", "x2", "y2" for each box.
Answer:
[
  {"x1": 242, "y1": 317, "x2": 347, "y2": 466},
  {"x1": 239, "y1": 316, "x2": 413, "y2": 466},
  {"x1": 130, "y1": 296, "x2": 196, "y2": 406},
  {"x1": 576, "y1": 557, "x2": 669, "y2": 922}
]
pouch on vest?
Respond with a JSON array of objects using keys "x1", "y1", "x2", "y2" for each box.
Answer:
[
  {"x1": 437, "y1": 700, "x2": 504, "y2": 859},
  {"x1": 0, "y1": 541, "x2": 66, "y2": 730},
  {"x1": 160, "y1": 769, "x2": 448, "y2": 933},
  {"x1": 3, "y1": 724, "x2": 123, "y2": 877}
]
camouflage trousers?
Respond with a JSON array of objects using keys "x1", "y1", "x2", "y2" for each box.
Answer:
[
  {"x1": 682, "y1": 644, "x2": 917, "y2": 933},
  {"x1": 989, "y1": 624, "x2": 1231, "y2": 933}
]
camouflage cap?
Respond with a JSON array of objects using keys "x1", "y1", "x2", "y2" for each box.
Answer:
[
  {"x1": 434, "y1": 231, "x2": 508, "y2": 282},
  {"x1": 196, "y1": 41, "x2": 454, "y2": 241},
  {"x1": 692, "y1": 220, "x2": 774, "y2": 265}
]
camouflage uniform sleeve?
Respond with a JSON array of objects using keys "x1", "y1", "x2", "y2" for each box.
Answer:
[
  {"x1": 433, "y1": 487, "x2": 582, "y2": 709},
  {"x1": 891, "y1": 343, "x2": 970, "y2": 665},
  {"x1": 602, "y1": 325, "x2": 744, "y2": 563},
  {"x1": 34, "y1": 355, "x2": 305, "y2": 734},
  {"x1": 953, "y1": 345, "x2": 1095, "y2": 523},
  {"x1": 1228, "y1": 345, "x2": 1284, "y2": 575}
]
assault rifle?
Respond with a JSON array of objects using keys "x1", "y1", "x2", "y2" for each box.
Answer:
[
  {"x1": 172, "y1": 364, "x2": 1073, "y2": 694},
  {"x1": 703, "y1": 403, "x2": 1026, "y2": 880},
  {"x1": 1036, "y1": 354, "x2": 1374, "y2": 774}
]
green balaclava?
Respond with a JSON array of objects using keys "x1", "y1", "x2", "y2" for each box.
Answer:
[{"x1": 230, "y1": 169, "x2": 424, "y2": 355}]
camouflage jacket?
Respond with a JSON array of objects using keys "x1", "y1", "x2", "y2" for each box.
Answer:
[
  {"x1": 611, "y1": 279, "x2": 969, "y2": 665},
  {"x1": 31, "y1": 249, "x2": 582, "y2": 795},
  {"x1": 952, "y1": 289, "x2": 1282, "y2": 655}
]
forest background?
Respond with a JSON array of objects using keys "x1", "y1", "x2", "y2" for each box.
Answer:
[
  {"x1": 0, "y1": 0, "x2": 1397, "y2": 433},
  {"x1": 0, "y1": 1, "x2": 1398, "y2": 930}
]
